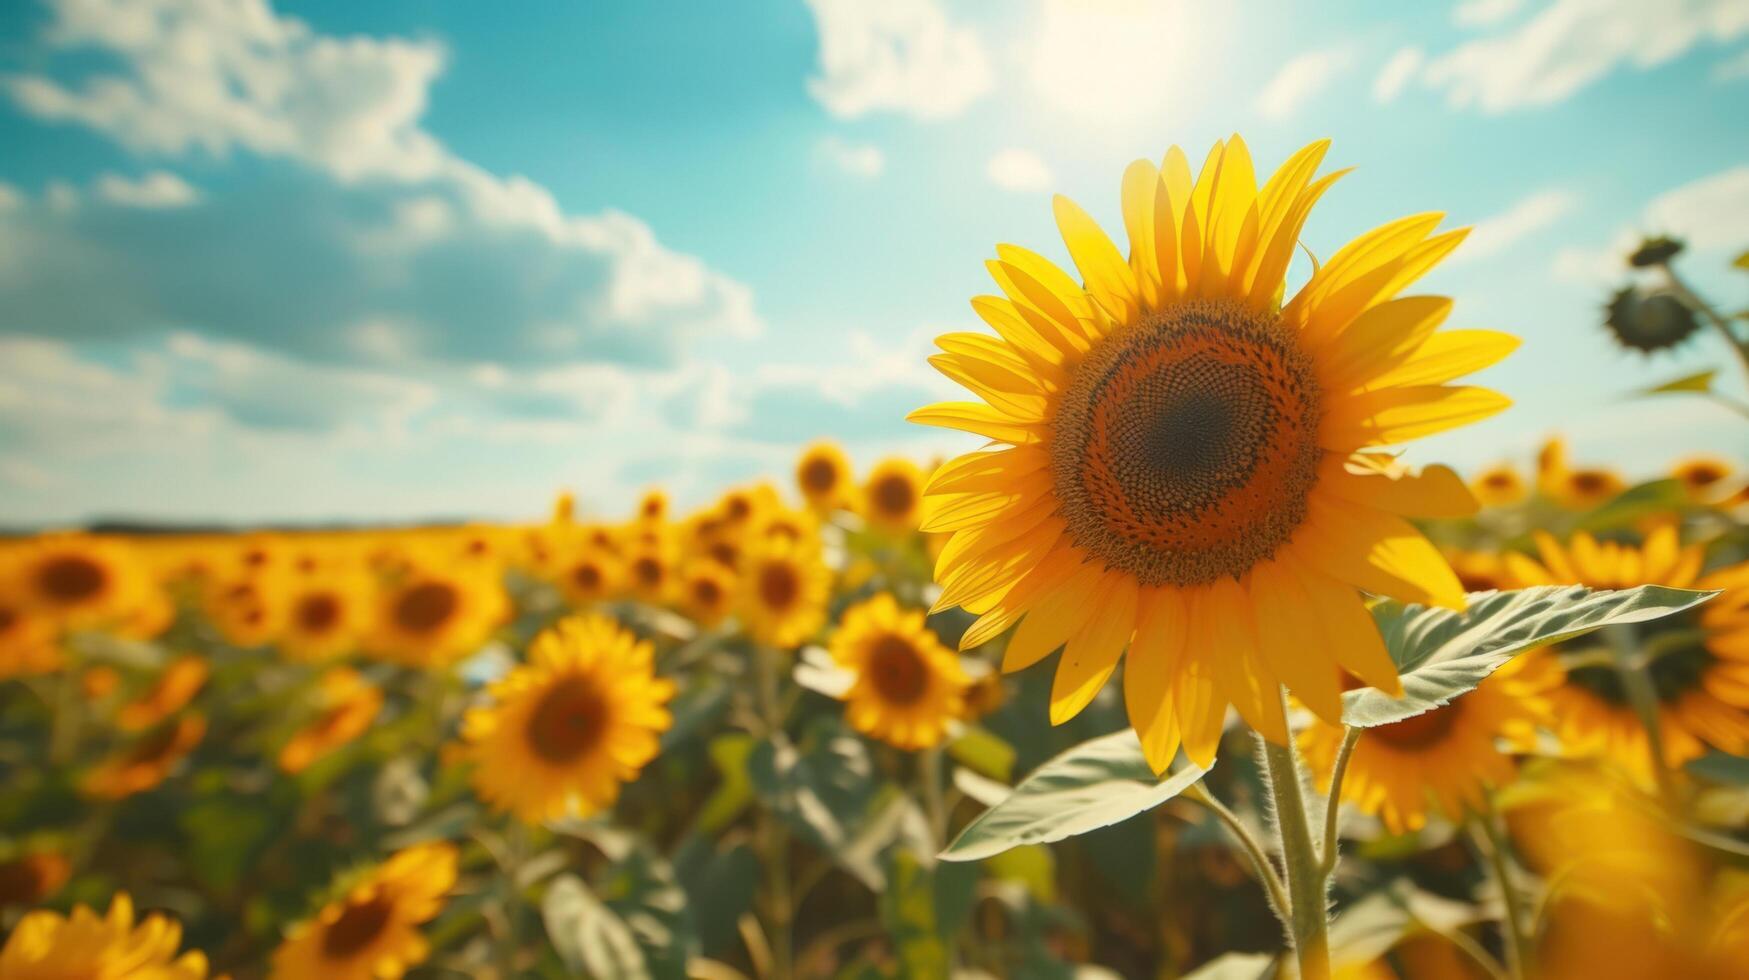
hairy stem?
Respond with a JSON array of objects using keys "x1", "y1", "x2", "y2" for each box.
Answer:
[
  {"x1": 1258, "y1": 727, "x2": 1331, "y2": 980},
  {"x1": 1184, "y1": 781, "x2": 1291, "y2": 920},
  {"x1": 1318, "y1": 728, "x2": 1361, "y2": 876},
  {"x1": 1471, "y1": 806, "x2": 1532, "y2": 980}
]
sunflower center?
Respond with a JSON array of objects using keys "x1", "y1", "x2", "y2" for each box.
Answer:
[
  {"x1": 321, "y1": 895, "x2": 394, "y2": 958},
  {"x1": 709, "y1": 541, "x2": 740, "y2": 568},
  {"x1": 394, "y1": 582, "x2": 458, "y2": 633},
  {"x1": 525, "y1": 675, "x2": 609, "y2": 764},
  {"x1": 38, "y1": 555, "x2": 108, "y2": 602},
  {"x1": 633, "y1": 556, "x2": 663, "y2": 588},
  {"x1": 872, "y1": 475, "x2": 916, "y2": 519},
  {"x1": 1569, "y1": 472, "x2": 1609, "y2": 494},
  {"x1": 868, "y1": 634, "x2": 929, "y2": 706},
  {"x1": 692, "y1": 577, "x2": 723, "y2": 606},
  {"x1": 758, "y1": 563, "x2": 799, "y2": 611},
  {"x1": 572, "y1": 563, "x2": 603, "y2": 591},
  {"x1": 0, "y1": 606, "x2": 16, "y2": 632},
  {"x1": 1050, "y1": 299, "x2": 1322, "y2": 587},
  {"x1": 1369, "y1": 699, "x2": 1463, "y2": 751},
  {"x1": 801, "y1": 457, "x2": 839, "y2": 493},
  {"x1": 296, "y1": 593, "x2": 343, "y2": 634}
]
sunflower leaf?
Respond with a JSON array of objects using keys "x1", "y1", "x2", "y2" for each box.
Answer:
[
  {"x1": 1345, "y1": 584, "x2": 1717, "y2": 729},
  {"x1": 940, "y1": 729, "x2": 1211, "y2": 862},
  {"x1": 542, "y1": 873, "x2": 652, "y2": 980}
]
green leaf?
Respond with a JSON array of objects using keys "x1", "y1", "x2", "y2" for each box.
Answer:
[
  {"x1": 1345, "y1": 585, "x2": 1716, "y2": 728},
  {"x1": 1179, "y1": 953, "x2": 1277, "y2": 980},
  {"x1": 1687, "y1": 751, "x2": 1749, "y2": 785},
  {"x1": 1576, "y1": 479, "x2": 1688, "y2": 532},
  {"x1": 880, "y1": 850, "x2": 951, "y2": 978},
  {"x1": 748, "y1": 717, "x2": 888, "y2": 887},
  {"x1": 1642, "y1": 369, "x2": 1716, "y2": 395},
  {"x1": 695, "y1": 734, "x2": 755, "y2": 835},
  {"x1": 940, "y1": 730, "x2": 1211, "y2": 862},
  {"x1": 542, "y1": 874, "x2": 651, "y2": 980}
]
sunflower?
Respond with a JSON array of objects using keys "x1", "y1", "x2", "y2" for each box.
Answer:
[
  {"x1": 637, "y1": 488, "x2": 670, "y2": 524},
  {"x1": 1300, "y1": 655, "x2": 1557, "y2": 833},
  {"x1": 796, "y1": 441, "x2": 854, "y2": 513},
  {"x1": 279, "y1": 668, "x2": 384, "y2": 774},
  {"x1": 460, "y1": 614, "x2": 674, "y2": 823},
  {"x1": 270, "y1": 841, "x2": 458, "y2": 980},
  {"x1": 0, "y1": 599, "x2": 62, "y2": 679},
  {"x1": 553, "y1": 489, "x2": 576, "y2": 524},
  {"x1": 1671, "y1": 454, "x2": 1735, "y2": 504},
  {"x1": 623, "y1": 540, "x2": 676, "y2": 606},
  {"x1": 1505, "y1": 527, "x2": 1749, "y2": 774},
  {"x1": 369, "y1": 565, "x2": 506, "y2": 667},
  {"x1": 679, "y1": 560, "x2": 737, "y2": 628},
  {"x1": 281, "y1": 566, "x2": 376, "y2": 662},
  {"x1": 1469, "y1": 463, "x2": 1526, "y2": 507},
  {"x1": 205, "y1": 573, "x2": 285, "y2": 648},
  {"x1": 0, "y1": 892, "x2": 212, "y2": 980},
  {"x1": 738, "y1": 537, "x2": 832, "y2": 649},
  {"x1": 6, "y1": 533, "x2": 149, "y2": 631},
  {"x1": 84, "y1": 714, "x2": 206, "y2": 799},
  {"x1": 115, "y1": 655, "x2": 209, "y2": 731},
  {"x1": 862, "y1": 457, "x2": 926, "y2": 533},
  {"x1": 1556, "y1": 467, "x2": 1625, "y2": 510},
  {"x1": 556, "y1": 547, "x2": 624, "y2": 607},
  {"x1": 829, "y1": 593, "x2": 970, "y2": 749},
  {"x1": 0, "y1": 852, "x2": 70, "y2": 908},
  {"x1": 908, "y1": 136, "x2": 1514, "y2": 770},
  {"x1": 1443, "y1": 548, "x2": 1510, "y2": 594}
]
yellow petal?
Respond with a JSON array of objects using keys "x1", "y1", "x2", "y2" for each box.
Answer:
[
  {"x1": 924, "y1": 446, "x2": 1048, "y2": 497},
  {"x1": 1121, "y1": 159, "x2": 1161, "y2": 307},
  {"x1": 1049, "y1": 576, "x2": 1136, "y2": 724},
  {"x1": 1206, "y1": 577, "x2": 1286, "y2": 743},
  {"x1": 1248, "y1": 167, "x2": 1348, "y2": 309},
  {"x1": 1002, "y1": 560, "x2": 1105, "y2": 672},
  {"x1": 1175, "y1": 592, "x2": 1225, "y2": 767},
  {"x1": 1318, "y1": 454, "x2": 1479, "y2": 519},
  {"x1": 970, "y1": 295, "x2": 1074, "y2": 369},
  {"x1": 1294, "y1": 493, "x2": 1466, "y2": 609},
  {"x1": 1127, "y1": 588, "x2": 1187, "y2": 773},
  {"x1": 958, "y1": 545, "x2": 1082, "y2": 649},
  {"x1": 928, "y1": 353, "x2": 1048, "y2": 420},
  {"x1": 907, "y1": 401, "x2": 1046, "y2": 445},
  {"x1": 1318, "y1": 295, "x2": 1453, "y2": 391},
  {"x1": 1288, "y1": 557, "x2": 1402, "y2": 696},
  {"x1": 934, "y1": 332, "x2": 1054, "y2": 391},
  {"x1": 1248, "y1": 560, "x2": 1344, "y2": 725},
  {"x1": 1365, "y1": 329, "x2": 1520, "y2": 389},
  {"x1": 1321, "y1": 385, "x2": 1511, "y2": 449},
  {"x1": 1054, "y1": 194, "x2": 1139, "y2": 324}
]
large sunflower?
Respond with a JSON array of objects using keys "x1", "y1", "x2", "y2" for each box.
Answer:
[
  {"x1": 909, "y1": 137, "x2": 1514, "y2": 770},
  {"x1": 461, "y1": 614, "x2": 674, "y2": 823},
  {"x1": 737, "y1": 538, "x2": 832, "y2": 649},
  {"x1": 829, "y1": 593, "x2": 970, "y2": 750},
  {"x1": 0, "y1": 892, "x2": 212, "y2": 979},
  {"x1": 1300, "y1": 655, "x2": 1557, "y2": 833},
  {"x1": 1505, "y1": 527, "x2": 1749, "y2": 774},
  {"x1": 270, "y1": 841, "x2": 458, "y2": 980}
]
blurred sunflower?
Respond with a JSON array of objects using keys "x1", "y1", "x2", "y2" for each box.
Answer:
[
  {"x1": 370, "y1": 566, "x2": 505, "y2": 667},
  {"x1": 679, "y1": 560, "x2": 736, "y2": 628},
  {"x1": 279, "y1": 667, "x2": 384, "y2": 774},
  {"x1": 622, "y1": 539, "x2": 676, "y2": 606},
  {"x1": 1469, "y1": 463, "x2": 1526, "y2": 507},
  {"x1": 829, "y1": 593, "x2": 969, "y2": 749},
  {"x1": 281, "y1": 568, "x2": 375, "y2": 662},
  {"x1": 7, "y1": 534, "x2": 149, "y2": 631},
  {"x1": 862, "y1": 457, "x2": 926, "y2": 533},
  {"x1": 755, "y1": 506, "x2": 819, "y2": 549},
  {"x1": 557, "y1": 548, "x2": 623, "y2": 607},
  {"x1": 909, "y1": 136, "x2": 1513, "y2": 770},
  {"x1": 205, "y1": 574, "x2": 284, "y2": 648},
  {"x1": 1506, "y1": 527, "x2": 1748, "y2": 774},
  {"x1": 1301, "y1": 656, "x2": 1557, "y2": 833},
  {"x1": 738, "y1": 538, "x2": 831, "y2": 649},
  {"x1": 796, "y1": 441, "x2": 854, "y2": 513},
  {"x1": 552, "y1": 489, "x2": 577, "y2": 524},
  {"x1": 0, "y1": 599, "x2": 62, "y2": 679},
  {"x1": 115, "y1": 655, "x2": 208, "y2": 731},
  {"x1": 1444, "y1": 548, "x2": 1510, "y2": 594},
  {"x1": 637, "y1": 488, "x2": 670, "y2": 524},
  {"x1": 461, "y1": 614, "x2": 674, "y2": 823},
  {"x1": 0, "y1": 892, "x2": 212, "y2": 979},
  {"x1": 0, "y1": 852, "x2": 71, "y2": 908},
  {"x1": 1671, "y1": 454, "x2": 1735, "y2": 504},
  {"x1": 1556, "y1": 467, "x2": 1625, "y2": 510},
  {"x1": 84, "y1": 714, "x2": 205, "y2": 799},
  {"x1": 716, "y1": 486, "x2": 763, "y2": 529},
  {"x1": 270, "y1": 841, "x2": 458, "y2": 980}
]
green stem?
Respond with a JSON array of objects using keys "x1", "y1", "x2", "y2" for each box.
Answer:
[
  {"x1": 48, "y1": 655, "x2": 81, "y2": 766},
  {"x1": 1184, "y1": 781, "x2": 1291, "y2": 920},
  {"x1": 1318, "y1": 728, "x2": 1361, "y2": 876},
  {"x1": 920, "y1": 744, "x2": 948, "y2": 849},
  {"x1": 1661, "y1": 262, "x2": 1749, "y2": 383},
  {"x1": 752, "y1": 645, "x2": 794, "y2": 980},
  {"x1": 1607, "y1": 626, "x2": 1680, "y2": 804},
  {"x1": 1258, "y1": 729, "x2": 1331, "y2": 980},
  {"x1": 1471, "y1": 808, "x2": 1532, "y2": 980}
]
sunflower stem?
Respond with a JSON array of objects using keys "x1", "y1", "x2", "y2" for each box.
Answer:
[
  {"x1": 48, "y1": 647, "x2": 81, "y2": 766},
  {"x1": 1258, "y1": 729, "x2": 1331, "y2": 980},
  {"x1": 752, "y1": 644, "x2": 794, "y2": 980},
  {"x1": 1606, "y1": 625, "x2": 1681, "y2": 805},
  {"x1": 920, "y1": 743, "x2": 948, "y2": 849},
  {"x1": 1470, "y1": 804, "x2": 1532, "y2": 980},
  {"x1": 1317, "y1": 727, "x2": 1361, "y2": 877},
  {"x1": 1660, "y1": 261, "x2": 1749, "y2": 383},
  {"x1": 1184, "y1": 781, "x2": 1291, "y2": 921}
]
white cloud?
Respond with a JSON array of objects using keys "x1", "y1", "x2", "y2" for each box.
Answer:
[
  {"x1": 1715, "y1": 46, "x2": 1749, "y2": 79},
  {"x1": 93, "y1": 171, "x2": 200, "y2": 208},
  {"x1": 1450, "y1": 189, "x2": 1578, "y2": 263},
  {"x1": 1553, "y1": 165, "x2": 1749, "y2": 282},
  {"x1": 1423, "y1": 0, "x2": 1749, "y2": 112},
  {"x1": 817, "y1": 136, "x2": 885, "y2": 178},
  {"x1": 1024, "y1": 0, "x2": 1227, "y2": 125},
  {"x1": 986, "y1": 148, "x2": 1053, "y2": 193},
  {"x1": 1373, "y1": 47, "x2": 1425, "y2": 102},
  {"x1": 803, "y1": 0, "x2": 993, "y2": 121},
  {"x1": 1255, "y1": 46, "x2": 1354, "y2": 120},
  {"x1": 1, "y1": 0, "x2": 760, "y2": 367},
  {"x1": 1454, "y1": 0, "x2": 1522, "y2": 28}
]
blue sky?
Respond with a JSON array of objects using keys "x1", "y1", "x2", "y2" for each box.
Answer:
[{"x1": 1, "y1": 0, "x2": 1745, "y2": 526}]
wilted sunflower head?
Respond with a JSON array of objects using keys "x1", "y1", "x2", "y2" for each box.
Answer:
[
  {"x1": 1603, "y1": 285, "x2": 1699, "y2": 354},
  {"x1": 909, "y1": 136, "x2": 1515, "y2": 771}
]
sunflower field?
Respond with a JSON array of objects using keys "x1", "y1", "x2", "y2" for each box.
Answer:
[{"x1": 4, "y1": 133, "x2": 1749, "y2": 980}]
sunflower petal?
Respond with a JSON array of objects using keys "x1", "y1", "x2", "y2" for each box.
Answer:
[
  {"x1": 1127, "y1": 588, "x2": 1187, "y2": 773},
  {"x1": 1121, "y1": 159, "x2": 1161, "y2": 307},
  {"x1": 1365, "y1": 330, "x2": 1520, "y2": 389},
  {"x1": 1055, "y1": 195, "x2": 1140, "y2": 323},
  {"x1": 1206, "y1": 577, "x2": 1287, "y2": 743},
  {"x1": 1319, "y1": 295, "x2": 1453, "y2": 391},
  {"x1": 1002, "y1": 560, "x2": 1105, "y2": 672},
  {"x1": 1295, "y1": 493, "x2": 1466, "y2": 609},
  {"x1": 1318, "y1": 454, "x2": 1479, "y2": 519},
  {"x1": 1049, "y1": 576, "x2": 1136, "y2": 723},
  {"x1": 908, "y1": 402, "x2": 1046, "y2": 445},
  {"x1": 1322, "y1": 385, "x2": 1511, "y2": 449},
  {"x1": 1248, "y1": 560, "x2": 1345, "y2": 725}
]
